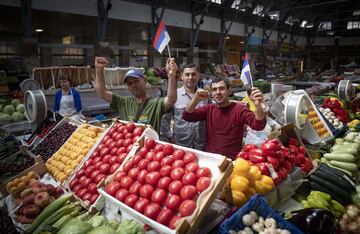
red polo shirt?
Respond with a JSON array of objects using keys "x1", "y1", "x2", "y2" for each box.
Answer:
[{"x1": 182, "y1": 102, "x2": 266, "y2": 159}]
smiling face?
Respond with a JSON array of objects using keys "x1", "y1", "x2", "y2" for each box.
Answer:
[
  {"x1": 59, "y1": 78, "x2": 70, "y2": 90},
  {"x1": 181, "y1": 67, "x2": 199, "y2": 91},
  {"x1": 125, "y1": 77, "x2": 147, "y2": 97},
  {"x1": 211, "y1": 80, "x2": 231, "y2": 106}
]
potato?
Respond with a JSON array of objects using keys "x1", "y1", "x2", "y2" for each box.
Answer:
[{"x1": 27, "y1": 171, "x2": 36, "y2": 179}]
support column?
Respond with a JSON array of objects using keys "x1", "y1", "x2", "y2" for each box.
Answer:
[
  {"x1": 96, "y1": 0, "x2": 112, "y2": 57},
  {"x1": 276, "y1": 32, "x2": 287, "y2": 62},
  {"x1": 305, "y1": 36, "x2": 315, "y2": 70},
  {"x1": 289, "y1": 34, "x2": 299, "y2": 73}
]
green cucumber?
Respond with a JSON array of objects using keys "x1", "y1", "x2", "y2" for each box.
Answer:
[
  {"x1": 324, "y1": 153, "x2": 356, "y2": 163},
  {"x1": 329, "y1": 160, "x2": 358, "y2": 172},
  {"x1": 309, "y1": 181, "x2": 346, "y2": 205},
  {"x1": 314, "y1": 169, "x2": 356, "y2": 193},
  {"x1": 309, "y1": 174, "x2": 350, "y2": 201}
]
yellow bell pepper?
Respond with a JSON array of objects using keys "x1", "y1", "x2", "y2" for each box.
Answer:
[
  {"x1": 254, "y1": 181, "x2": 273, "y2": 195},
  {"x1": 260, "y1": 175, "x2": 275, "y2": 189},
  {"x1": 248, "y1": 166, "x2": 262, "y2": 181},
  {"x1": 232, "y1": 190, "x2": 247, "y2": 207},
  {"x1": 233, "y1": 158, "x2": 250, "y2": 173},
  {"x1": 243, "y1": 187, "x2": 256, "y2": 199},
  {"x1": 231, "y1": 175, "x2": 250, "y2": 192}
]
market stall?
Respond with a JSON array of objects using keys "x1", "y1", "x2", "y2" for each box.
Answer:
[{"x1": 3, "y1": 81, "x2": 360, "y2": 234}]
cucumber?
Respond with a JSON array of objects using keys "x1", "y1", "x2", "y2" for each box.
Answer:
[
  {"x1": 26, "y1": 193, "x2": 73, "y2": 234},
  {"x1": 309, "y1": 181, "x2": 346, "y2": 205},
  {"x1": 314, "y1": 169, "x2": 355, "y2": 193},
  {"x1": 332, "y1": 148, "x2": 358, "y2": 155},
  {"x1": 309, "y1": 174, "x2": 350, "y2": 202},
  {"x1": 329, "y1": 160, "x2": 358, "y2": 172},
  {"x1": 324, "y1": 153, "x2": 356, "y2": 163}
]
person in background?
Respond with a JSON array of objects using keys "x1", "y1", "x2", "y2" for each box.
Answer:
[
  {"x1": 161, "y1": 64, "x2": 210, "y2": 150},
  {"x1": 95, "y1": 57, "x2": 178, "y2": 133},
  {"x1": 53, "y1": 75, "x2": 83, "y2": 120},
  {"x1": 182, "y1": 77, "x2": 266, "y2": 159}
]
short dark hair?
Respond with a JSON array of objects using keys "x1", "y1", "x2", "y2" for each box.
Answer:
[
  {"x1": 58, "y1": 74, "x2": 72, "y2": 87},
  {"x1": 181, "y1": 64, "x2": 198, "y2": 73},
  {"x1": 211, "y1": 76, "x2": 231, "y2": 89}
]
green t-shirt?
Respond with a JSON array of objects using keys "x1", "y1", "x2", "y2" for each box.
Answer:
[{"x1": 110, "y1": 94, "x2": 166, "y2": 133}]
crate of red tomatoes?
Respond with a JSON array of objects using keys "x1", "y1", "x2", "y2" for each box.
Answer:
[
  {"x1": 65, "y1": 120, "x2": 156, "y2": 209},
  {"x1": 98, "y1": 136, "x2": 233, "y2": 234}
]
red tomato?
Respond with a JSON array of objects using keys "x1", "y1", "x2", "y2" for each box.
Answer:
[
  {"x1": 111, "y1": 131, "x2": 118, "y2": 140},
  {"x1": 160, "y1": 165, "x2": 172, "y2": 177},
  {"x1": 128, "y1": 167, "x2": 140, "y2": 179},
  {"x1": 126, "y1": 122, "x2": 136, "y2": 132},
  {"x1": 144, "y1": 203, "x2": 161, "y2": 220},
  {"x1": 110, "y1": 163, "x2": 120, "y2": 174},
  {"x1": 84, "y1": 159, "x2": 93, "y2": 168},
  {"x1": 89, "y1": 194, "x2": 99, "y2": 204},
  {"x1": 145, "y1": 151, "x2": 155, "y2": 161},
  {"x1": 115, "y1": 133, "x2": 124, "y2": 141},
  {"x1": 107, "y1": 128, "x2": 116, "y2": 136},
  {"x1": 92, "y1": 151, "x2": 99, "y2": 158},
  {"x1": 196, "y1": 177, "x2": 211, "y2": 192},
  {"x1": 156, "y1": 209, "x2": 174, "y2": 226},
  {"x1": 145, "y1": 138, "x2": 156, "y2": 150},
  {"x1": 72, "y1": 184, "x2": 82, "y2": 193},
  {"x1": 115, "y1": 188, "x2": 129, "y2": 202},
  {"x1": 154, "y1": 152, "x2": 165, "y2": 162},
  {"x1": 185, "y1": 162, "x2": 200, "y2": 173},
  {"x1": 180, "y1": 185, "x2": 198, "y2": 200},
  {"x1": 132, "y1": 154, "x2": 142, "y2": 165},
  {"x1": 129, "y1": 181, "x2": 142, "y2": 195},
  {"x1": 109, "y1": 141, "x2": 117, "y2": 150},
  {"x1": 179, "y1": 200, "x2": 197, "y2": 217},
  {"x1": 163, "y1": 144, "x2": 174, "y2": 155},
  {"x1": 169, "y1": 215, "x2": 181, "y2": 229},
  {"x1": 137, "y1": 169, "x2": 148, "y2": 184},
  {"x1": 109, "y1": 155, "x2": 118, "y2": 165},
  {"x1": 147, "y1": 161, "x2": 161, "y2": 172},
  {"x1": 103, "y1": 154, "x2": 112, "y2": 163},
  {"x1": 105, "y1": 181, "x2": 122, "y2": 196},
  {"x1": 196, "y1": 167, "x2": 212, "y2": 178},
  {"x1": 126, "y1": 144, "x2": 133, "y2": 153},
  {"x1": 120, "y1": 176, "x2": 134, "y2": 189},
  {"x1": 168, "y1": 180, "x2": 183, "y2": 195},
  {"x1": 116, "y1": 147, "x2": 126, "y2": 156},
  {"x1": 139, "y1": 184, "x2": 154, "y2": 199},
  {"x1": 134, "y1": 198, "x2": 150, "y2": 214},
  {"x1": 102, "y1": 136, "x2": 110, "y2": 143},
  {"x1": 110, "y1": 147, "x2": 118, "y2": 156},
  {"x1": 98, "y1": 143, "x2": 106, "y2": 150},
  {"x1": 114, "y1": 170, "x2": 127, "y2": 181},
  {"x1": 138, "y1": 159, "x2": 150, "y2": 170},
  {"x1": 78, "y1": 176, "x2": 87, "y2": 185},
  {"x1": 118, "y1": 153, "x2": 128, "y2": 164},
  {"x1": 125, "y1": 194, "x2": 139, "y2": 207},
  {"x1": 153, "y1": 144, "x2": 163, "y2": 153},
  {"x1": 161, "y1": 156, "x2": 174, "y2": 166},
  {"x1": 100, "y1": 147, "x2": 110, "y2": 157},
  {"x1": 151, "y1": 188, "x2": 167, "y2": 204},
  {"x1": 139, "y1": 147, "x2": 148, "y2": 157},
  {"x1": 88, "y1": 183, "x2": 98, "y2": 194},
  {"x1": 99, "y1": 163, "x2": 111, "y2": 174},
  {"x1": 82, "y1": 192, "x2": 92, "y2": 201},
  {"x1": 105, "y1": 139, "x2": 114, "y2": 147},
  {"x1": 94, "y1": 161, "x2": 103, "y2": 169},
  {"x1": 165, "y1": 194, "x2": 182, "y2": 210},
  {"x1": 69, "y1": 178, "x2": 79, "y2": 189},
  {"x1": 123, "y1": 139, "x2": 133, "y2": 147},
  {"x1": 114, "y1": 123, "x2": 123, "y2": 129},
  {"x1": 172, "y1": 160, "x2": 185, "y2": 168},
  {"x1": 170, "y1": 167, "x2": 185, "y2": 180},
  {"x1": 125, "y1": 133, "x2": 134, "y2": 139},
  {"x1": 118, "y1": 125, "x2": 126, "y2": 133},
  {"x1": 85, "y1": 165, "x2": 96, "y2": 177},
  {"x1": 182, "y1": 172, "x2": 197, "y2": 186},
  {"x1": 81, "y1": 178, "x2": 92, "y2": 188},
  {"x1": 183, "y1": 152, "x2": 197, "y2": 164},
  {"x1": 76, "y1": 188, "x2": 88, "y2": 199},
  {"x1": 157, "y1": 177, "x2": 172, "y2": 191},
  {"x1": 133, "y1": 136, "x2": 140, "y2": 142},
  {"x1": 91, "y1": 170, "x2": 101, "y2": 180},
  {"x1": 133, "y1": 127, "x2": 143, "y2": 136},
  {"x1": 95, "y1": 174, "x2": 106, "y2": 183},
  {"x1": 146, "y1": 171, "x2": 161, "y2": 186},
  {"x1": 93, "y1": 156, "x2": 102, "y2": 163},
  {"x1": 173, "y1": 150, "x2": 185, "y2": 160},
  {"x1": 122, "y1": 161, "x2": 134, "y2": 173}
]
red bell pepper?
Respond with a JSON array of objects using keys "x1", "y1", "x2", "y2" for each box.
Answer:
[
  {"x1": 288, "y1": 137, "x2": 299, "y2": 146},
  {"x1": 236, "y1": 151, "x2": 249, "y2": 160},
  {"x1": 296, "y1": 153, "x2": 306, "y2": 162},
  {"x1": 277, "y1": 167, "x2": 289, "y2": 180},
  {"x1": 289, "y1": 153, "x2": 300, "y2": 165},
  {"x1": 264, "y1": 139, "x2": 280, "y2": 145},
  {"x1": 263, "y1": 150, "x2": 276, "y2": 157},
  {"x1": 289, "y1": 145, "x2": 299, "y2": 154},
  {"x1": 276, "y1": 149, "x2": 289, "y2": 160},
  {"x1": 249, "y1": 148, "x2": 264, "y2": 156},
  {"x1": 300, "y1": 159, "x2": 313, "y2": 173},
  {"x1": 299, "y1": 146, "x2": 305, "y2": 154},
  {"x1": 243, "y1": 144, "x2": 258, "y2": 152},
  {"x1": 279, "y1": 145, "x2": 288, "y2": 151},
  {"x1": 280, "y1": 160, "x2": 293, "y2": 172},
  {"x1": 249, "y1": 154, "x2": 266, "y2": 164},
  {"x1": 261, "y1": 142, "x2": 277, "y2": 151},
  {"x1": 256, "y1": 163, "x2": 270, "y2": 176},
  {"x1": 267, "y1": 156, "x2": 279, "y2": 169}
]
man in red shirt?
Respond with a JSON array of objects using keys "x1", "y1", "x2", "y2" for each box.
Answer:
[{"x1": 182, "y1": 77, "x2": 266, "y2": 159}]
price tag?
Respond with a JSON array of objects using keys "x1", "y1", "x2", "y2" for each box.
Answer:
[{"x1": 267, "y1": 163, "x2": 278, "y2": 179}]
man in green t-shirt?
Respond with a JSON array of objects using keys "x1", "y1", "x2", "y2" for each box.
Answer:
[{"x1": 95, "y1": 57, "x2": 178, "y2": 133}]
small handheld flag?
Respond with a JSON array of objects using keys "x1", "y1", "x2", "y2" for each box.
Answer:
[
  {"x1": 153, "y1": 20, "x2": 171, "y2": 57},
  {"x1": 240, "y1": 53, "x2": 253, "y2": 87}
]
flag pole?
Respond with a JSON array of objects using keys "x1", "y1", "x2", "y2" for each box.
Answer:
[{"x1": 166, "y1": 44, "x2": 171, "y2": 58}]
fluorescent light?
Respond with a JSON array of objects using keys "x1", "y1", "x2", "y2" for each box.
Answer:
[
  {"x1": 35, "y1": 29, "x2": 44, "y2": 32},
  {"x1": 327, "y1": 31, "x2": 334, "y2": 35},
  {"x1": 354, "y1": 10, "x2": 360, "y2": 16},
  {"x1": 240, "y1": 41, "x2": 244, "y2": 44},
  {"x1": 226, "y1": 36, "x2": 230, "y2": 39}
]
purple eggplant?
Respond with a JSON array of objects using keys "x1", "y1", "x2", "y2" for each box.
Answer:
[{"x1": 287, "y1": 208, "x2": 336, "y2": 234}]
